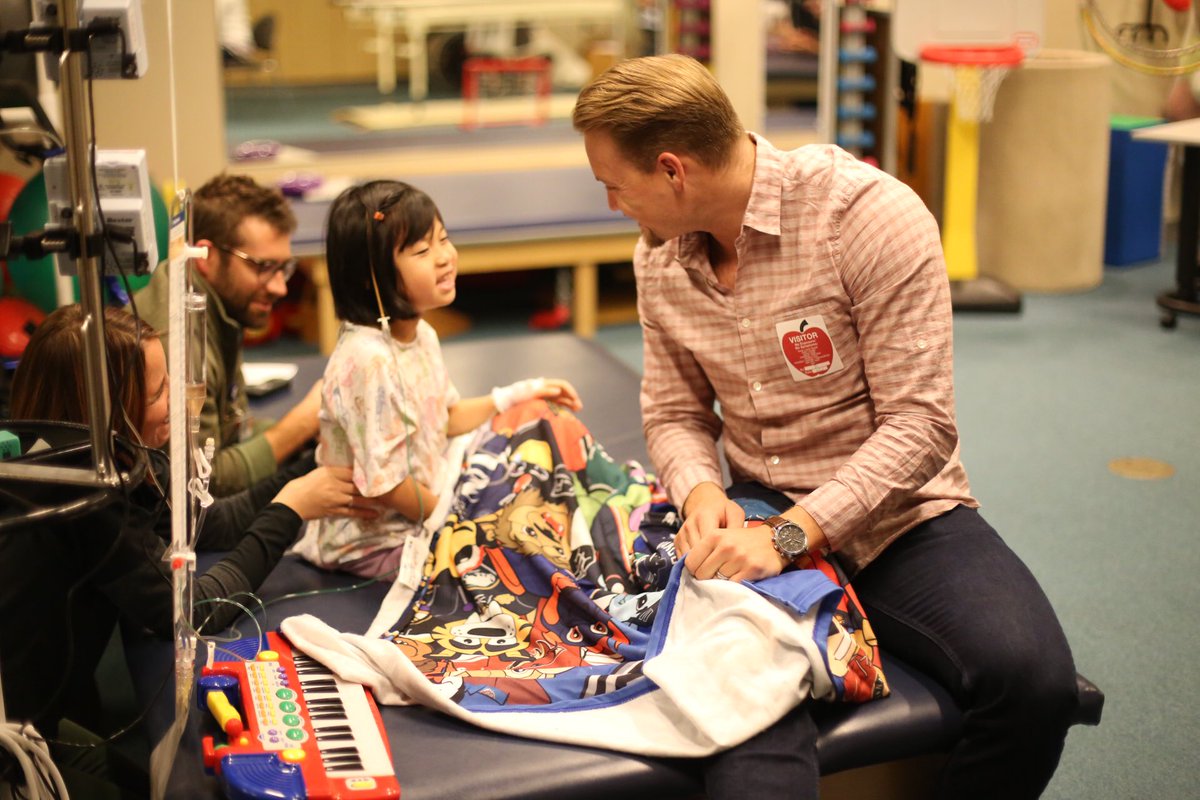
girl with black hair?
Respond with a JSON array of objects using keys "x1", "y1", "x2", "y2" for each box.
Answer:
[{"x1": 306, "y1": 180, "x2": 581, "y2": 577}]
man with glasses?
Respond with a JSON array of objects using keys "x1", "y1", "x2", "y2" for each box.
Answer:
[{"x1": 133, "y1": 174, "x2": 321, "y2": 495}]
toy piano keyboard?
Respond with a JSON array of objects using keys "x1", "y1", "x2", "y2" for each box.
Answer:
[{"x1": 198, "y1": 630, "x2": 400, "y2": 799}]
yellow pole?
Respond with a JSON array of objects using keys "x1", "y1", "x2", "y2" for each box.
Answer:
[{"x1": 940, "y1": 67, "x2": 981, "y2": 282}]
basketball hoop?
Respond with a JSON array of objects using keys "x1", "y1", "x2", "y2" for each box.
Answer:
[{"x1": 920, "y1": 43, "x2": 1024, "y2": 123}]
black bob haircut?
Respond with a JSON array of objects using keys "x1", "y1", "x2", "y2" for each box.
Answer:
[{"x1": 325, "y1": 180, "x2": 443, "y2": 326}]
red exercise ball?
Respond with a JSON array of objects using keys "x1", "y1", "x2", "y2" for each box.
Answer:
[
  {"x1": 0, "y1": 296, "x2": 46, "y2": 360},
  {"x1": 0, "y1": 171, "x2": 27, "y2": 223}
]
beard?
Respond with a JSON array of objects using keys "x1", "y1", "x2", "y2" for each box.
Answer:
[
  {"x1": 236, "y1": 302, "x2": 274, "y2": 331},
  {"x1": 207, "y1": 264, "x2": 276, "y2": 329},
  {"x1": 220, "y1": 281, "x2": 275, "y2": 330}
]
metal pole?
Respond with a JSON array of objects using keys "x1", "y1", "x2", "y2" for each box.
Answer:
[
  {"x1": 59, "y1": 0, "x2": 117, "y2": 484},
  {"x1": 817, "y1": 0, "x2": 839, "y2": 144}
]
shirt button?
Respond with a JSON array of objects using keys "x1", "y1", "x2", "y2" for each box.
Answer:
[
  {"x1": 916, "y1": 338, "x2": 927, "y2": 349},
  {"x1": 752, "y1": 381, "x2": 762, "y2": 392},
  {"x1": 741, "y1": 318, "x2": 751, "y2": 328},
  {"x1": 770, "y1": 455, "x2": 780, "y2": 465}
]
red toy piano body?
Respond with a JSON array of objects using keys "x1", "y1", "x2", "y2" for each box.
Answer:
[{"x1": 198, "y1": 630, "x2": 401, "y2": 799}]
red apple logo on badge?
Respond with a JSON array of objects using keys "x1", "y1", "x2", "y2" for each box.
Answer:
[{"x1": 781, "y1": 320, "x2": 834, "y2": 377}]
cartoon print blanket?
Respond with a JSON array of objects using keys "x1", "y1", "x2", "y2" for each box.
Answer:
[{"x1": 282, "y1": 401, "x2": 887, "y2": 757}]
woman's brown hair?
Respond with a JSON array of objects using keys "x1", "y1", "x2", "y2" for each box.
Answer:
[{"x1": 9, "y1": 305, "x2": 159, "y2": 442}]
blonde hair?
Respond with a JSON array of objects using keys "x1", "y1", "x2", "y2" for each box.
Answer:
[{"x1": 572, "y1": 54, "x2": 744, "y2": 172}]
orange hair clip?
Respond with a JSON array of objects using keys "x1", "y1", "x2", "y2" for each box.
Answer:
[{"x1": 373, "y1": 211, "x2": 385, "y2": 221}]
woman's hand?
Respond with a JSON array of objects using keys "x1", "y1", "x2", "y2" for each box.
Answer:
[{"x1": 273, "y1": 465, "x2": 381, "y2": 522}]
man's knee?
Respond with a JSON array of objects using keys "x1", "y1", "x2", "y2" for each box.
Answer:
[{"x1": 971, "y1": 634, "x2": 1078, "y2": 730}]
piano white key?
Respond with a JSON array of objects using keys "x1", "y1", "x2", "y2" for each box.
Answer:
[{"x1": 293, "y1": 670, "x2": 392, "y2": 776}]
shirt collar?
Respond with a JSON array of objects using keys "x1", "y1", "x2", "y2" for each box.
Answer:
[
  {"x1": 742, "y1": 132, "x2": 783, "y2": 237},
  {"x1": 673, "y1": 231, "x2": 706, "y2": 265},
  {"x1": 666, "y1": 132, "x2": 784, "y2": 267}
]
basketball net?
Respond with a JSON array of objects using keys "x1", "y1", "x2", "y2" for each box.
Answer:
[
  {"x1": 950, "y1": 64, "x2": 1012, "y2": 123},
  {"x1": 921, "y1": 43, "x2": 1025, "y2": 124}
]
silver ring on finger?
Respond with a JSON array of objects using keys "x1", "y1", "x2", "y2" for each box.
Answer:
[{"x1": 714, "y1": 569, "x2": 730, "y2": 580}]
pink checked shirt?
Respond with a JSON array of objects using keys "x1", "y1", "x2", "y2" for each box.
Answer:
[{"x1": 636, "y1": 136, "x2": 976, "y2": 572}]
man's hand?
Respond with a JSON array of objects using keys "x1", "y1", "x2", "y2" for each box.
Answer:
[
  {"x1": 264, "y1": 378, "x2": 322, "y2": 465},
  {"x1": 676, "y1": 482, "x2": 744, "y2": 558},
  {"x1": 683, "y1": 520, "x2": 789, "y2": 583},
  {"x1": 294, "y1": 378, "x2": 323, "y2": 436},
  {"x1": 676, "y1": 482, "x2": 790, "y2": 583}
]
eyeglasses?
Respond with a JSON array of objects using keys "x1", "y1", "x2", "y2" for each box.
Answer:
[{"x1": 213, "y1": 243, "x2": 298, "y2": 283}]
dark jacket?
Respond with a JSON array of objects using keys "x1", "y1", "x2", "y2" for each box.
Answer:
[{"x1": 0, "y1": 448, "x2": 306, "y2": 733}]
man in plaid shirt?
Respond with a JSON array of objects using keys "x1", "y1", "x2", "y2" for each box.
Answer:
[{"x1": 574, "y1": 54, "x2": 1078, "y2": 799}]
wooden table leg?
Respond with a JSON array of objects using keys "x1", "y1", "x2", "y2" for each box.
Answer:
[
  {"x1": 573, "y1": 261, "x2": 598, "y2": 338},
  {"x1": 376, "y1": 15, "x2": 396, "y2": 94},
  {"x1": 309, "y1": 257, "x2": 338, "y2": 355}
]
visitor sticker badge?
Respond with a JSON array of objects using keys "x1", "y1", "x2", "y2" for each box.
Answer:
[{"x1": 776, "y1": 314, "x2": 844, "y2": 381}]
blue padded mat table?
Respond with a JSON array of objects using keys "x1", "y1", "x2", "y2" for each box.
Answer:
[{"x1": 126, "y1": 332, "x2": 1100, "y2": 798}]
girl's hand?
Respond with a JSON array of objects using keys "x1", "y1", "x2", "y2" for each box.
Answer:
[
  {"x1": 273, "y1": 465, "x2": 381, "y2": 522},
  {"x1": 533, "y1": 378, "x2": 582, "y2": 411},
  {"x1": 491, "y1": 377, "x2": 583, "y2": 412}
]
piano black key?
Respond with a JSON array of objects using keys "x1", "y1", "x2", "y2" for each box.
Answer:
[
  {"x1": 305, "y1": 703, "x2": 344, "y2": 713},
  {"x1": 321, "y1": 750, "x2": 362, "y2": 760},
  {"x1": 309, "y1": 710, "x2": 344, "y2": 720},
  {"x1": 320, "y1": 746, "x2": 359, "y2": 756},
  {"x1": 314, "y1": 725, "x2": 352, "y2": 735}
]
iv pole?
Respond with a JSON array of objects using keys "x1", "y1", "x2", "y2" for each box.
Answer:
[
  {"x1": 0, "y1": 1, "x2": 148, "y2": 796},
  {"x1": 0, "y1": 5, "x2": 204, "y2": 795}
]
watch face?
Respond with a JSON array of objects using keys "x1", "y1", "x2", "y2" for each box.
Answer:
[{"x1": 774, "y1": 522, "x2": 808, "y2": 557}]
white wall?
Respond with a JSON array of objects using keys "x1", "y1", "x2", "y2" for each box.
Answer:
[
  {"x1": 712, "y1": 0, "x2": 766, "y2": 133},
  {"x1": 90, "y1": 1, "x2": 227, "y2": 193}
]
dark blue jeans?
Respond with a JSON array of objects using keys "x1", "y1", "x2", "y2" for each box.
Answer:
[{"x1": 703, "y1": 485, "x2": 1079, "y2": 799}]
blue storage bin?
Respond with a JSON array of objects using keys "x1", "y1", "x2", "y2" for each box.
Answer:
[{"x1": 1105, "y1": 116, "x2": 1169, "y2": 266}]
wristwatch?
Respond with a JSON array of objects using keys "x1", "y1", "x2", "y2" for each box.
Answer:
[{"x1": 764, "y1": 514, "x2": 809, "y2": 563}]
